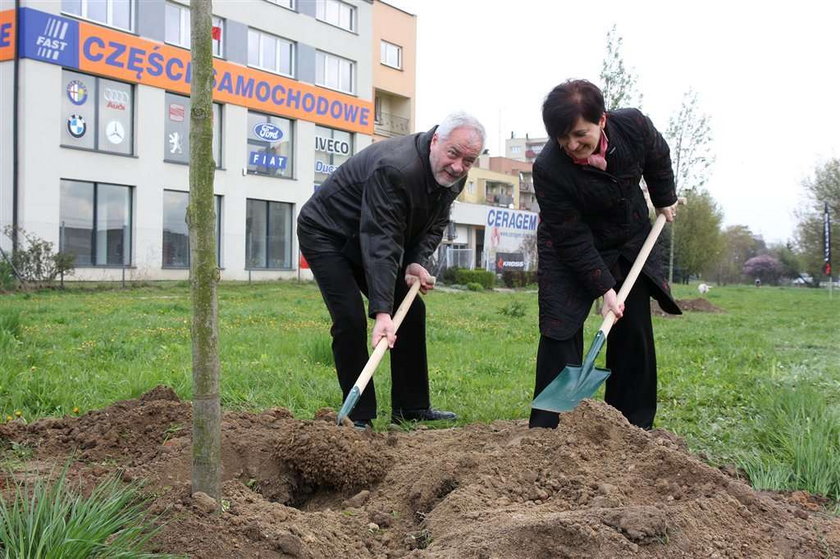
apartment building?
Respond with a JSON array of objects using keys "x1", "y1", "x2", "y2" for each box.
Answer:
[{"x1": 371, "y1": 0, "x2": 414, "y2": 141}]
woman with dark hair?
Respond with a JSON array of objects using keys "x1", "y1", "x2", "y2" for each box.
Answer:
[{"x1": 530, "y1": 79, "x2": 681, "y2": 430}]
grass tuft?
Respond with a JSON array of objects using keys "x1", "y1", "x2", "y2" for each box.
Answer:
[
  {"x1": 0, "y1": 466, "x2": 176, "y2": 558},
  {"x1": 739, "y1": 379, "x2": 840, "y2": 501}
]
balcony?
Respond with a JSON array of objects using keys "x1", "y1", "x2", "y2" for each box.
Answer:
[
  {"x1": 486, "y1": 193, "x2": 514, "y2": 208},
  {"x1": 374, "y1": 112, "x2": 410, "y2": 138}
]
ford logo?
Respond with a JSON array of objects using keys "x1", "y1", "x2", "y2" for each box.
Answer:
[{"x1": 253, "y1": 123, "x2": 283, "y2": 142}]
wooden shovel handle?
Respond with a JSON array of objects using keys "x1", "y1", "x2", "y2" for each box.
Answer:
[
  {"x1": 350, "y1": 276, "x2": 430, "y2": 393},
  {"x1": 599, "y1": 213, "x2": 668, "y2": 338}
]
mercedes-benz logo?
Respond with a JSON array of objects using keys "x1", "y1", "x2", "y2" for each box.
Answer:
[{"x1": 106, "y1": 121, "x2": 125, "y2": 144}]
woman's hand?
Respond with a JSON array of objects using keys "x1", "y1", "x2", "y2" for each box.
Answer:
[
  {"x1": 601, "y1": 289, "x2": 625, "y2": 320},
  {"x1": 372, "y1": 312, "x2": 396, "y2": 349},
  {"x1": 405, "y1": 263, "x2": 435, "y2": 294},
  {"x1": 656, "y1": 203, "x2": 679, "y2": 223}
]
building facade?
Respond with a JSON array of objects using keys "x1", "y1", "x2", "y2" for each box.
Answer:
[
  {"x1": 505, "y1": 133, "x2": 548, "y2": 164},
  {"x1": 0, "y1": 0, "x2": 380, "y2": 281},
  {"x1": 371, "y1": 0, "x2": 414, "y2": 141}
]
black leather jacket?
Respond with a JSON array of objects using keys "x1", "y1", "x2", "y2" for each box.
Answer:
[
  {"x1": 298, "y1": 127, "x2": 463, "y2": 317},
  {"x1": 534, "y1": 108, "x2": 681, "y2": 340}
]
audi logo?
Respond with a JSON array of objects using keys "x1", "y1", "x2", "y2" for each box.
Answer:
[{"x1": 104, "y1": 88, "x2": 131, "y2": 104}]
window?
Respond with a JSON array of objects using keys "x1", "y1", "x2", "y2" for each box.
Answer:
[
  {"x1": 314, "y1": 125, "x2": 353, "y2": 185},
  {"x1": 246, "y1": 199, "x2": 293, "y2": 269},
  {"x1": 61, "y1": 70, "x2": 134, "y2": 155},
  {"x1": 60, "y1": 180, "x2": 132, "y2": 267},
  {"x1": 316, "y1": 0, "x2": 355, "y2": 32},
  {"x1": 247, "y1": 112, "x2": 294, "y2": 178},
  {"x1": 374, "y1": 96, "x2": 382, "y2": 124},
  {"x1": 248, "y1": 29, "x2": 294, "y2": 77},
  {"x1": 315, "y1": 51, "x2": 354, "y2": 94},
  {"x1": 165, "y1": 3, "x2": 225, "y2": 57},
  {"x1": 380, "y1": 41, "x2": 402, "y2": 70},
  {"x1": 264, "y1": 0, "x2": 293, "y2": 8},
  {"x1": 62, "y1": 0, "x2": 133, "y2": 31},
  {"x1": 164, "y1": 92, "x2": 222, "y2": 166},
  {"x1": 162, "y1": 190, "x2": 222, "y2": 268}
]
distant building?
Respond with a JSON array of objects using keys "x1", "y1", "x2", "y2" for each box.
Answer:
[
  {"x1": 372, "y1": 0, "x2": 415, "y2": 141},
  {"x1": 482, "y1": 156, "x2": 537, "y2": 213},
  {"x1": 505, "y1": 133, "x2": 548, "y2": 164}
]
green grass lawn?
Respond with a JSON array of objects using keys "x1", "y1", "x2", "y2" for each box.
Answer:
[{"x1": 1, "y1": 281, "x2": 838, "y2": 503}]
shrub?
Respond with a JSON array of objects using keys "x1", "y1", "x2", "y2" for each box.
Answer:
[
  {"x1": 501, "y1": 270, "x2": 538, "y2": 288},
  {"x1": 441, "y1": 266, "x2": 459, "y2": 285},
  {"x1": 0, "y1": 259, "x2": 15, "y2": 291},
  {"x1": 454, "y1": 269, "x2": 495, "y2": 289},
  {"x1": 1, "y1": 226, "x2": 75, "y2": 288},
  {"x1": 466, "y1": 282, "x2": 484, "y2": 291}
]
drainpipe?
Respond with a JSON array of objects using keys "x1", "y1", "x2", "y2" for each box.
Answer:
[{"x1": 11, "y1": 0, "x2": 20, "y2": 252}]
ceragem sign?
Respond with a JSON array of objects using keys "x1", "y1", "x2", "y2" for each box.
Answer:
[{"x1": 16, "y1": 8, "x2": 373, "y2": 134}]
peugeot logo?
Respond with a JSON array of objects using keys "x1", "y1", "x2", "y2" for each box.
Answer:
[{"x1": 104, "y1": 88, "x2": 131, "y2": 104}]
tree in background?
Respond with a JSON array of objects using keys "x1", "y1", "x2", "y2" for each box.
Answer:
[
  {"x1": 767, "y1": 242, "x2": 801, "y2": 282},
  {"x1": 189, "y1": 0, "x2": 221, "y2": 501},
  {"x1": 599, "y1": 25, "x2": 643, "y2": 110},
  {"x1": 665, "y1": 89, "x2": 714, "y2": 282},
  {"x1": 743, "y1": 254, "x2": 783, "y2": 285},
  {"x1": 710, "y1": 225, "x2": 765, "y2": 285},
  {"x1": 670, "y1": 190, "x2": 723, "y2": 282},
  {"x1": 795, "y1": 158, "x2": 839, "y2": 284}
]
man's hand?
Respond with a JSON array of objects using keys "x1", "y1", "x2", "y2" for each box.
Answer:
[
  {"x1": 372, "y1": 312, "x2": 396, "y2": 349},
  {"x1": 601, "y1": 288, "x2": 625, "y2": 320},
  {"x1": 405, "y1": 263, "x2": 435, "y2": 294},
  {"x1": 656, "y1": 202, "x2": 679, "y2": 223}
]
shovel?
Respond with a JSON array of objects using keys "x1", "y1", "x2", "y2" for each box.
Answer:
[
  {"x1": 531, "y1": 212, "x2": 670, "y2": 413},
  {"x1": 336, "y1": 276, "x2": 429, "y2": 425}
]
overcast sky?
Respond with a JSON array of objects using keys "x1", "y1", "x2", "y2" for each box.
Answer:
[{"x1": 385, "y1": 0, "x2": 840, "y2": 245}]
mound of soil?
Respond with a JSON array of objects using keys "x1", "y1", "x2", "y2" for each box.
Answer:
[
  {"x1": 652, "y1": 297, "x2": 724, "y2": 317},
  {"x1": 1, "y1": 387, "x2": 837, "y2": 558}
]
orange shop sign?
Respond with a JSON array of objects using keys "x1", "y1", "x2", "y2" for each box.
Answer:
[
  {"x1": 0, "y1": 9, "x2": 15, "y2": 62},
  {"x1": 18, "y1": 7, "x2": 373, "y2": 134}
]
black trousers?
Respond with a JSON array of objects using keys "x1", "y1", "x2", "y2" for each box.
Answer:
[
  {"x1": 529, "y1": 272, "x2": 658, "y2": 430},
  {"x1": 299, "y1": 231, "x2": 430, "y2": 422}
]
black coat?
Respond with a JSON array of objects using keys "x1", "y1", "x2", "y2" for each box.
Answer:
[
  {"x1": 297, "y1": 127, "x2": 462, "y2": 317},
  {"x1": 534, "y1": 108, "x2": 681, "y2": 341}
]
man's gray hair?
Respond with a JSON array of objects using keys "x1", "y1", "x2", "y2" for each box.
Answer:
[{"x1": 436, "y1": 111, "x2": 486, "y2": 147}]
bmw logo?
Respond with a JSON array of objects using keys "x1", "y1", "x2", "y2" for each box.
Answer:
[
  {"x1": 66, "y1": 80, "x2": 89, "y2": 105},
  {"x1": 67, "y1": 115, "x2": 87, "y2": 138}
]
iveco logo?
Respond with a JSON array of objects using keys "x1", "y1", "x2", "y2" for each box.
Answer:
[
  {"x1": 104, "y1": 87, "x2": 130, "y2": 110},
  {"x1": 253, "y1": 123, "x2": 283, "y2": 142}
]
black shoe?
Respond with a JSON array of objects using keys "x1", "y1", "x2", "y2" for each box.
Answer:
[
  {"x1": 352, "y1": 419, "x2": 372, "y2": 430},
  {"x1": 392, "y1": 408, "x2": 457, "y2": 423}
]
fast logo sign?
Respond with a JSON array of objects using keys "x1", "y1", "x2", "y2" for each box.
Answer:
[{"x1": 19, "y1": 8, "x2": 77, "y2": 65}]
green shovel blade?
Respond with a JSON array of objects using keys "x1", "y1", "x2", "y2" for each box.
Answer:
[
  {"x1": 531, "y1": 330, "x2": 611, "y2": 413},
  {"x1": 336, "y1": 386, "x2": 361, "y2": 425},
  {"x1": 530, "y1": 364, "x2": 611, "y2": 413}
]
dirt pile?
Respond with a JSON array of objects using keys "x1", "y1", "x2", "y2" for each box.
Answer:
[
  {"x1": 652, "y1": 297, "x2": 724, "y2": 316},
  {"x1": 1, "y1": 388, "x2": 837, "y2": 558}
]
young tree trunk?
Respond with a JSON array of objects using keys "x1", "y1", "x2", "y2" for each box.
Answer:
[{"x1": 188, "y1": 0, "x2": 220, "y2": 501}]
